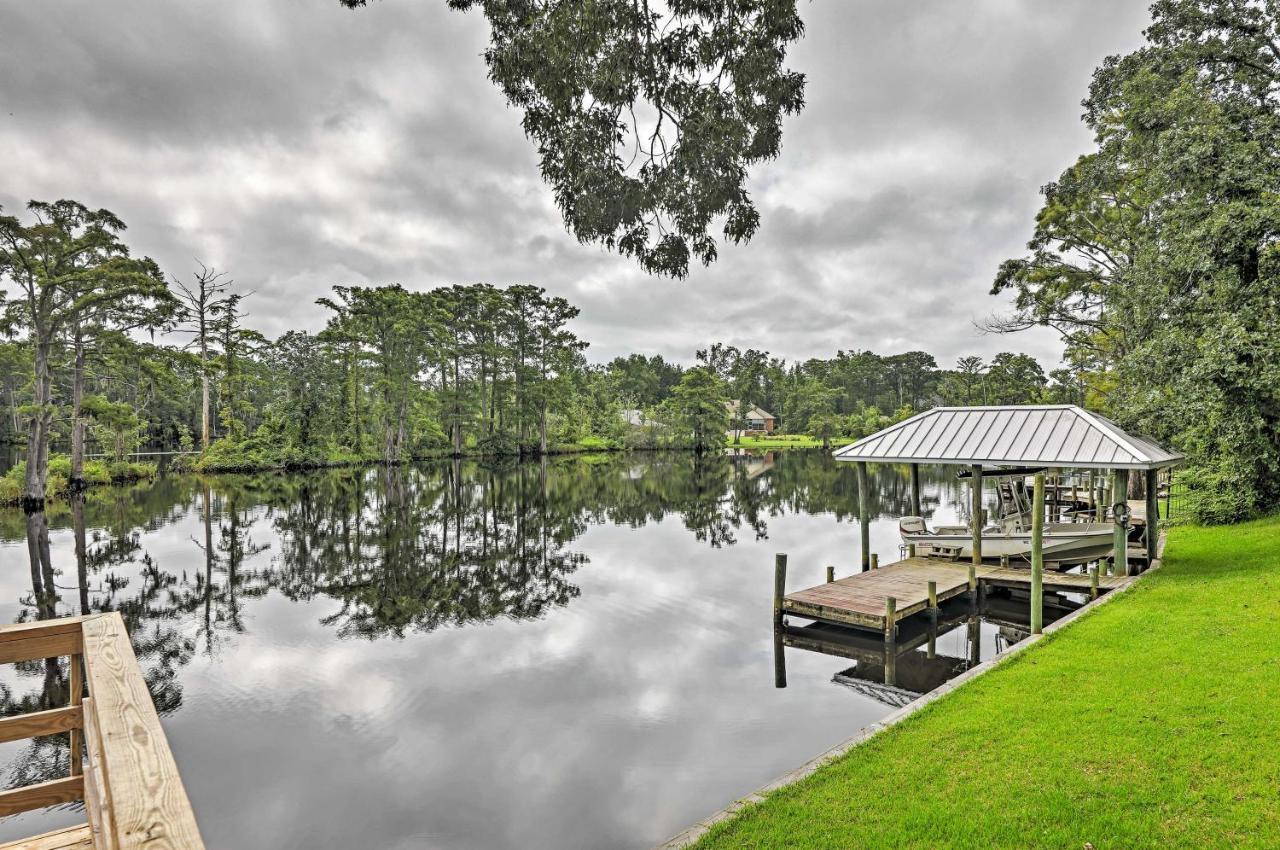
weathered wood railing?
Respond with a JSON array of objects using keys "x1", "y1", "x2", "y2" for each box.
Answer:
[{"x1": 0, "y1": 613, "x2": 205, "y2": 850}]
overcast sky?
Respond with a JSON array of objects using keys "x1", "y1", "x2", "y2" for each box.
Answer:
[{"x1": 1, "y1": 0, "x2": 1152, "y2": 369}]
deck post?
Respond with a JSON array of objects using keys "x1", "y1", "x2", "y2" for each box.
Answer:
[
  {"x1": 870, "y1": 553, "x2": 879, "y2": 570},
  {"x1": 1089, "y1": 564, "x2": 1099, "y2": 600},
  {"x1": 773, "y1": 553, "x2": 788, "y2": 628},
  {"x1": 907, "y1": 543, "x2": 917, "y2": 558},
  {"x1": 826, "y1": 565, "x2": 834, "y2": 583},
  {"x1": 927, "y1": 579, "x2": 937, "y2": 612},
  {"x1": 909, "y1": 462, "x2": 921, "y2": 517},
  {"x1": 1145, "y1": 468, "x2": 1159, "y2": 566},
  {"x1": 999, "y1": 553, "x2": 1009, "y2": 568},
  {"x1": 857, "y1": 462, "x2": 871, "y2": 571},
  {"x1": 970, "y1": 464, "x2": 983, "y2": 565},
  {"x1": 884, "y1": 596, "x2": 897, "y2": 645},
  {"x1": 1112, "y1": 469, "x2": 1129, "y2": 575},
  {"x1": 1031, "y1": 471, "x2": 1045, "y2": 634},
  {"x1": 967, "y1": 562, "x2": 976, "y2": 600}
]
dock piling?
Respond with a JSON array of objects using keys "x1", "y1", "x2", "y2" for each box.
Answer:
[
  {"x1": 773, "y1": 553, "x2": 788, "y2": 628},
  {"x1": 826, "y1": 565, "x2": 834, "y2": 583},
  {"x1": 870, "y1": 553, "x2": 879, "y2": 570},
  {"x1": 907, "y1": 543, "x2": 917, "y2": 558},
  {"x1": 884, "y1": 596, "x2": 897, "y2": 644},
  {"x1": 1089, "y1": 564, "x2": 1099, "y2": 600},
  {"x1": 1030, "y1": 471, "x2": 1045, "y2": 634}
]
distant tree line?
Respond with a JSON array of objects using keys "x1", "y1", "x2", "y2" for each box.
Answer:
[{"x1": 1, "y1": 198, "x2": 1067, "y2": 505}]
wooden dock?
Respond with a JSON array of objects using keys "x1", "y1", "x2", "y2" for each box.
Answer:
[
  {"x1": 0, "y1": 613, "x2": 205, "y2": 850},
  {"x1": 782, "y1": 556, "x2": 1131, "y2": 632}
]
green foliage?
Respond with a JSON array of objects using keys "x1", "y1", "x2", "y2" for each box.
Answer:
[
  {"x1": 661, "y1": 367, "x2": 730, "y2": 451},
  {"x1": 340, "y1": 0, "x2": 807, "y2": 277},
  {"x1": 0, "y1": 454, "x2": 155, "y2": 505},
  {"x1": 993, "y1": 0, "x2": 1280, "y2": 523}
]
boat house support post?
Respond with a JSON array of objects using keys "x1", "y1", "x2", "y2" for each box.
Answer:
[
  {"x1": 1112, "y1": 469, "x2": 1129, "y2": 575},
  {"x1": 909, "y1": 462, "x2": 921, "y2": 517},
  {"x1": 857, "y1": 462, "x2": 871, "y2": 571},
  {"x1": 970, "y1": 464, "x2": 983, "y2": 565},
  {"x1": 1030, "y1": 471, "x2": 1045, "y2": 634},
  {"x1": 1145, "y1": 468, "x2": 1159, "y2": 567}
]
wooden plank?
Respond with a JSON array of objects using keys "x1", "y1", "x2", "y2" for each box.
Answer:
[
  {"x1": 0, "y1": 632, "x2": 81, "y2": 665},
  {"x1": 80, "y1": 613, "x2": 206, "y2": 850},
  {"x1": 0, "y1": 824, "x2": 94, "y2": 850},
  {"x1": 0, "y1": 618, "x2": 89, "y2": 642},
  {"x1": 0, "y1": 776, "x2": 84, "y2": 817},
  {"x1": 0, "y1": 705, "x2": 82, "y2": 744},
  {"x1": 82, "y1": 697, "x2": 117, "y2": 850}
]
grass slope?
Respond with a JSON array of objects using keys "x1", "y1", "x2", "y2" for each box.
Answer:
[{"x1": 695, "y1": 515, "x2": 1280, "y2": 849}]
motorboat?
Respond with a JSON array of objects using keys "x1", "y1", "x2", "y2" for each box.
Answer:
[{"x1": 899, "y1": 472, "x2": 1114, "y2": 566}]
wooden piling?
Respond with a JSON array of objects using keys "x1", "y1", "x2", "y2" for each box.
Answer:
[
  {"x1": 1030, "y1": 471, "x2": 1045, "y2": 634},
  {"x1": 927, "y1": 580, "x2": 938, "y2": 611},
  {"x1": 967, "y1": 562, "x2": 977, "y2": 599},
  {"x1": 884, "y1": 596, "x2": 896, "y2": 644},
  {"x1": 773, "y1": 553, "x2": 788, "y2": 627},
  {"x1": 1089, "y1": 564, "x2": 1099, "y2": 600},
  {"x1": 857, "y1": 462, "x2": 871, "y2": 571},
  {"x1": 970, "y1": 464, "x2": 984, "y2": 565},
  {"x1": 1145, "y1": 468, "x2": 1159, "y2": 566},
  {"x1": 1112, "y1": 469, "x2": 1129, "y2": 576},
  {"x1": 907, "y1": 543, "x2": 917, "y2": 558},
  {"x1": 826, "y1": 565, "x2": 834, "y2": 583},
  {"x1": 772, "y1": 624, "x2": 786, "y2": 689},
  {"x1": 999, "y1": 553, "x2": 1009, "y2": 568},
  {"x1": 870, "y1": 553, "x2": 879, "y2": 570},
  {"x1": 909, "y1": 462, "x2": 921, "y2": 518}
]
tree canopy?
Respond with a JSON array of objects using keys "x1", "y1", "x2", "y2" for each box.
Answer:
[{"x1": 338, "y1": 0, "x2": 806, "y2": 278}]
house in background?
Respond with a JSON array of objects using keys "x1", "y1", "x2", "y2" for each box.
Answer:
[{"x1": 726, "y1": 400, "x2": 777, "y2": 435}]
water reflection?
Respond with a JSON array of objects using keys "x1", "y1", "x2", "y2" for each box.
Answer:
[{"x1": 0, "y1": 451, "x2": 970, "y2": 849}]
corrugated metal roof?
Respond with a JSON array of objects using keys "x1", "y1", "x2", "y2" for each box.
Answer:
[{"x1": 832, "y1": 405, "x2": 1183, "y2": 470}]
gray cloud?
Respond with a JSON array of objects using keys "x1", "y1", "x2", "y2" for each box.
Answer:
[{"x1": 0, "y1": 0, "x2": 1152, "y2": 370}]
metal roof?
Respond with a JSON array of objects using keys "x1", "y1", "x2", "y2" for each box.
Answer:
[{"x1": 832, "y1": 405, "x2": 1183, "y2": 470}]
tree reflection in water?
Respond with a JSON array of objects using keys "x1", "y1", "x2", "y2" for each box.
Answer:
[{"x1": 0, "y1": 451, "x2": 960, "y2": 790}]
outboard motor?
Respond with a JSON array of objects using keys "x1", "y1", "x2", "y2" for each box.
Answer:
[{"x1": 899, "y1": 516, "x2": 927, "y2": 535}]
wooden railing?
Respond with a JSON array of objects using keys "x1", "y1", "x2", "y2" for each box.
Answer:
[{"x1": 0, "y1": 613, "x2": 205, "y2": 850}]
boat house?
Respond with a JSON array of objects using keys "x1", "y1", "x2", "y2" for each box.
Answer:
[{"x1": 773, "y1": 405, "x2": 1182, "y2": 644}]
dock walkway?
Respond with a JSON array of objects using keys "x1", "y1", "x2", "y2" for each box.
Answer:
[{"x1": 783, "y1": 556, "x2": 1131, "y2": 632}]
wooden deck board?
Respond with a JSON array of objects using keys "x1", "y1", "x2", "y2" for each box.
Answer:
[{"x1": 784, "y1": 556, "x2": 1130, "y2": 630}]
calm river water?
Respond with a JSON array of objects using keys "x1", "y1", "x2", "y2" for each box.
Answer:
[{"x1": 0, "y1": 451, "x2": 1062, "y2": 849}]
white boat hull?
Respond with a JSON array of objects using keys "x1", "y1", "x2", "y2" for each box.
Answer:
[{"x1": 902, "y1": 522, "x2": 1115, "y2": 566}]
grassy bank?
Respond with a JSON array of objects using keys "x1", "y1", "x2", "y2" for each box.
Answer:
[
  {"x1": 0, "y1": 454, "x2": 156, "y2": 506},
  {"x1": 695, "y1": 515, "x2": 1280, "y2": 849},
  {"x1": 726, "y1": 434, "x2": 854, "y2": 450}
]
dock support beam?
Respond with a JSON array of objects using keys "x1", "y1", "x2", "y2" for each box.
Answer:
[
  {"x1": 970, "y1": 464, "x2": 983, "y2": 565},
  {"x1": 884, "y1": 596, "x2": 897, "y2": 645},
  {"x1": 1030, "y1": 471, "x2": 1045, "y2": 634},
  {"x1": 1112, "y1": 469, "x2": 1129, "y2": 575},
  {"x1": 857, "y1": 462, "x2": 871, "y2": 572},
  {"x1": 1145, "y1": 468, "x2": 1159, "y2": 566},
  {"x1": 909, "y1": 462, "x2": 921, "y2": 518}
]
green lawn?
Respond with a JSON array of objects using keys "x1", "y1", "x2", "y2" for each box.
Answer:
[
  {"x1": 695, "y1": 514, "x2": 1280, "y2": 849},
  {"x1": 727, "y1": 434, "x2": 851, "y2": 450}
]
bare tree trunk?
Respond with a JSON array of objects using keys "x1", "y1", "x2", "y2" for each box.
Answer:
[{"x1": 23, "y1": 340, "x2": 54, "y2": 505}]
